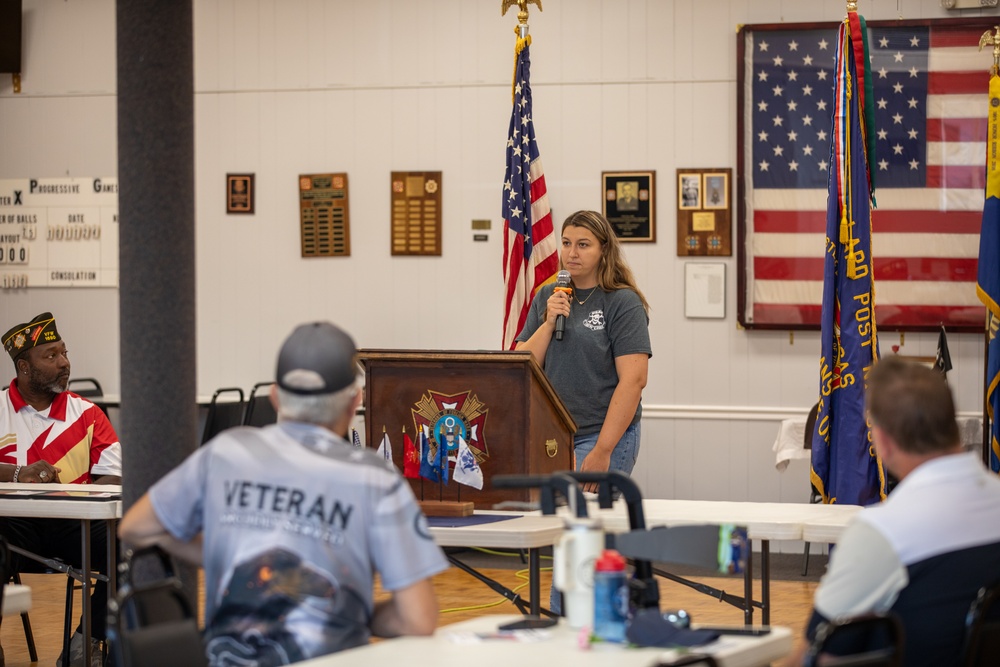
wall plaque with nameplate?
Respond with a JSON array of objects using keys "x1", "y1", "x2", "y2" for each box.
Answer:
[
  {"x1": 298, "y1": 173, "x2": 350, "y2": 257},
  {"x1": 390, "y1": 171, "x2": 441, "y2": 256}
]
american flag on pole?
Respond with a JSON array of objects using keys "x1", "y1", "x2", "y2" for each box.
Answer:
[
  {"x1": 502, "y1": 33, "x2": 558, "y2": 349},
  {"x1": 739, "y1": 20, "x2": 991, "y2": 331}
]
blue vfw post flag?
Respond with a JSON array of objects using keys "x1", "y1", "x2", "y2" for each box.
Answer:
[
  {"x1": 419, "y1": 425, "x2": 440, "y2": 483},
  {"x1": 811, "y1": 10, "x2": 884, "y2": 506},
  {"x1": 976, "y1": 71, "x2": 1000, "y2": 474},
  {"x1": 438, "y1": 430, "x2": 449, "y2": 486}
]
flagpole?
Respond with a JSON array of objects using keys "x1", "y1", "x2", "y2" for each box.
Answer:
[
  {"x1": 986, "y1": 63, "x2": 994, "y2": 469},
  {"x1": 502, "y1": 0, "x2": 540, "y2": 39}
]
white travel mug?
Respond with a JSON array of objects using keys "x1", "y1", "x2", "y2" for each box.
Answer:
[{"x1": 552, "y1": 518, "x2": 604, "y2": 629}]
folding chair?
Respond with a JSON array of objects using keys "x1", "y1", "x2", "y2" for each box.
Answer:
[
  {"x1": 7, "y1": 544, "x2": 94, "y2": 666},
  {"x1": 107, "y1": 546, "x2": 206, "y2": 667},
  {"x1": 201, "y1": 387, "x2": 245, "y2": 445},
  {"x1": 4, "y1": 568, "x2": 39, "y2": 662},
  {"x1": 68, "y1": 377, "x2": 112, "y2": 417},
  {"x1": 802, "y1": 402, "x2": 821, "y2": 576},
  {"x1": 242, "y1": 382, "x2": 277, "y2": 427},
  {"x1": 963, "y1": 581, "x2": 1000, "y2": 667},
  {"x1": 68, "y1": 377, "x2": 104, "y2": 399},
  {"x1": 803, "y1": 612, "x2": 904, "y2": 667}
]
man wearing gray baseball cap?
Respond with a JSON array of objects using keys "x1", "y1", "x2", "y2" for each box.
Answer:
[{"x1": 120, "y1": 321, "x2": 447, "y2": 666}]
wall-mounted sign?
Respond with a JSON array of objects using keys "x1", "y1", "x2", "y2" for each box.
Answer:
[
  {"x1": 298, "y1": 173, "x2": 350, "y2": 257},
  {"x1": 0, "y1": 177, "x2": 118, "y2": 289},
  {"x1": 391, "y1": 171, "x2": 442, "y2": 256},
  {"x1": 226, "y1": 173, "x2": 255, "y2": 214}
]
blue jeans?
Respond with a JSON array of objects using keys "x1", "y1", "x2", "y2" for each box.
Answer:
[
  {"x1": 573, "y1": 422, "x2": 641, "y2": 475},
  {"x1": 549, "y1": 423, "x2": 641, "y2": 615}
]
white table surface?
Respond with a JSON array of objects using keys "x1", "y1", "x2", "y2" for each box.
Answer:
[
  {"x1": 429, "y1": 511, "x2": 564, "y2": 549},
  {"x1": 0, "y1": 483, "x2": 121, "y2": 519},
  {"x1": 290, "y1": 615, "x2": 793, "y2": 667},
  {"x1": 579, "y1": 498, "x2": 860, "y2": 543},
  {"x1": 2, "y1": 583, "x2": 31, "y2": 616}
]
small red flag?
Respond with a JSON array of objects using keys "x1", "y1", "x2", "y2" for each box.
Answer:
[{"x1": 403, "y1": 431, "x2": 420, "y2": 479}]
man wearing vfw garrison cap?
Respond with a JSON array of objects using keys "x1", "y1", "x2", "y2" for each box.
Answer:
[
  {"x1": 120, "y1": 321, "x2": 447, "y2": 667},
  {"x1": 0, "y1": 312, "x2": 123, "y2": 667}
]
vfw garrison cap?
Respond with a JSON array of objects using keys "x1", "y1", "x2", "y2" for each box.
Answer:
[{"x1": 3, "y1": 312, "x2": 61, "y2": 362}]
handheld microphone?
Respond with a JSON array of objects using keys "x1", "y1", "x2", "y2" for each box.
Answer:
[{"x1": 554, "y1": 270, "x2": 572, "y2": 341}]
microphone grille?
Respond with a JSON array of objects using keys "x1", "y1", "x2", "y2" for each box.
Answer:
[{"x1": 556, "y1": 270, "x2": 571, "y2": 286}]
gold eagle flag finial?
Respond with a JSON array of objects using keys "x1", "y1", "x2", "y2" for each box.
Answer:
[
  {"x1": 502, "y1": 0, "x2": 542, "y2": 27},
  {"x1": 979, "y1": 26, "x2": 1000, "y2": 75}
]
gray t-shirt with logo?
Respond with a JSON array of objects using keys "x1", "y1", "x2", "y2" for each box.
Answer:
[
  {"x1": 516, "y1": 284, "x2": 651, "y2": 435},
  {"x1": 149, "y1": 422, "x2": 447, "y2": 666}
]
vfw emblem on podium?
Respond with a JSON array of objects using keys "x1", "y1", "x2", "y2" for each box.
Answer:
[{"x1": 411, "y1": 390, "x2": 489, "y2": 463}]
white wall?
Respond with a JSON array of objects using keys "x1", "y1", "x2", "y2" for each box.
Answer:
[{"x1": 1, "y1": 1, "x2": 996, "y2": 533}]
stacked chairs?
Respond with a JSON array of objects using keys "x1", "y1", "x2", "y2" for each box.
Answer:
[{"x1": 199, "y1": 382, "x2": 275, "y2": 446}]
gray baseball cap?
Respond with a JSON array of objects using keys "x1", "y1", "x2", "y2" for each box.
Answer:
[{"x1": 276, "y1": 321, "x2": 358, "y2": 395}]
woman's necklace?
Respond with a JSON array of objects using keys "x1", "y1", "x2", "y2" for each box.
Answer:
[{"x1": 574, "y1": 286, "x2": 599, "y2": 306}]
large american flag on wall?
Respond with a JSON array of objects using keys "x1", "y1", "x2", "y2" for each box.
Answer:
[
  {"x1": 738, "y1": 20, "x2": 993, "y2": 331},
  {"x1": 502, "y1": 36, "x2": 558, "y2": 349}
]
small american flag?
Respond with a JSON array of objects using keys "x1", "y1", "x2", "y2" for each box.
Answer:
[
  {"x1": 741, "y1": 21, "x2": 989, "y2": 331},
  {"x1": 502, "y1": 35, "x2": 558, "y2": 349}
]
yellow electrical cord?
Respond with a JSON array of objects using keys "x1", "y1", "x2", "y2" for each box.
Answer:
[{"x1": 440, "y1": 559, "x2": 554, "y2": 614}]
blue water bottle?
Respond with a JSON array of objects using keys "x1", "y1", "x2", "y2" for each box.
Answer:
[{"x1": 592, "y1": 549, "x2": 628, "y2": 642}]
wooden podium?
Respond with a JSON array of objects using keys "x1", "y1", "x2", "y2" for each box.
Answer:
[{"x1": 357, "y1": 350, "x2": 576, "y2": 510}]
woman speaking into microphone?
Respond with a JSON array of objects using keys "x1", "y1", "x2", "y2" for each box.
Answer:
[{"x1": 515, "y1": 210, "x2": 651, "y2": 490}]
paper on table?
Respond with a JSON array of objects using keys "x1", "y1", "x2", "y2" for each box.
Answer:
[{"x1": 447, "y1": 629, "x2": 552, "y2": 644}]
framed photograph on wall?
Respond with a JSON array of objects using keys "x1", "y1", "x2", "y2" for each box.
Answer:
[
  {"x1": 226, "y1": 173, "x2": 255, "y2": 214},
  {"x1": 678, "y1": 173, "x2": 702, "y2": 210},
  {"x1": 602, "y1": 170, "x2": 656, "y2": 243},
  {"x1": 702, "y1": 172, "x2": 729, "y2": 210}
]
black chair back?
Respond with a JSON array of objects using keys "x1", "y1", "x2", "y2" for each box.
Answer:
[
  {"x1": 963, "y1": 581, "x2": 1000, "y2": 667},
  {"x1": 804, "y1": 612, "x2": 904, "y2": 667},
  {"x1": 655, "y1": 657, "x2": 718, "y2": 667},
  {"x1": 242, "y1": 381, "x2": 277, "y2": 427},
  {"x1": 68, "y1": 377, "x2": 104, "y2": 398},
  {"x1": 201, "y1": 387, "x2": 245, "y2": 445},
  {"x1": 108, "y1": 546, "x2": 206, "y2": 667}
]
